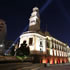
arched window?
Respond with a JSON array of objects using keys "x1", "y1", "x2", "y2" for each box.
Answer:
[
  {"x1": 46, "y1": 38, "x2": 50, "y2": 48},
  {"x1": 51, "y1": 39, "x2": 54, "y2": 49},
  {"x1": 40, "y1": 41, "x2": 43, "y2": 47},
  {"x1": 55, "y1": 41, "x2": 57, "y2": 50},
  {"x1": 58, "y1": 45, "x2": 60, "y2": 50},
  {"x1": 29, "y1": 38, "x2": 33, "y2": 45}
]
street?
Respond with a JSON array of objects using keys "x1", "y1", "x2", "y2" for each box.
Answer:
[
  {"x1": 0, "y1": 62, "x2": 33, "y2": 70},
  {"x1": 40, "y1": 64, "x2": 70, "y2": 70},
  {"x1": 0, "y1": 62, "x2": 70, "y2": 70}
]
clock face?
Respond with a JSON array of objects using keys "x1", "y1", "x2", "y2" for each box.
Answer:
[{"x1": 29, "y1": 16, "x2": 37, "y2": 26}]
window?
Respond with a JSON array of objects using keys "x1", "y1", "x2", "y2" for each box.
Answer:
[
  {"x1": 47, "y1": 41, "x2": 50, "y2": 48},
  {"x1": 51, "y1": 40, "x2": 54, "y2": 49},
  {"x1": 40, "y1": 41, "x2": 43, "y2": 47},
  {"x1": 52, "y1": 43, "x2": 54, "y2": 49},
  {"x1": 60, "y1": 46, "x2": 62, "y2": 51},
  {"x1": 62, "y1": 47, "x2": 64, "y2": 51},
  {"x1": 55, "y1": 43, "x2": 57, "y2": 49},
  {"x1": 40, "y1": 48, "x2": 43, "y2": 52},
  {"x1": 29, "y1": 38, "x2": 33, "y2": 45}
]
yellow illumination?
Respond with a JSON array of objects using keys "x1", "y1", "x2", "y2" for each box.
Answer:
[{"x1": 42, "y1": 58, "x2": 46, "y2": 63}]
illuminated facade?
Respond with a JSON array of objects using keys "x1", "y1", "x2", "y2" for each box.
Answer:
[
  {"x1": 19, "y1": 7, "x2": 69, "y2": 64},
  {"x1": 42, "y1": 36, "x2": 69, "y2": 64}
]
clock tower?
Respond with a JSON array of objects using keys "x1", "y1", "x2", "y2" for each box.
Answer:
[{"x1": 29, "y1": 7, "x2": 40, "y2": 31}]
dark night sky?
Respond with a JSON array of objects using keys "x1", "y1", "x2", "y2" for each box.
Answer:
[{"x1": 0, "y1": 0, "x2": 70, "y2": 45}]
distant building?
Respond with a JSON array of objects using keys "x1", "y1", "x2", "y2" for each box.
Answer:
[
  {"x1": 0, "y1": 19, "x2": 7, "y2": 55},
  {"x1": 19, "y1": 7, "x2": 69, "y2": 64}
]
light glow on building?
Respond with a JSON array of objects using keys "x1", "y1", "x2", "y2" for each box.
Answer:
[{"x1": 18, "y1": 7, "x2": 70, "y2": 64}]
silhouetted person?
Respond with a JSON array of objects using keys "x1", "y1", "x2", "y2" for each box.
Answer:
[{"x1": 16, "y1": 40, "x2": 30, "y2": 56}]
